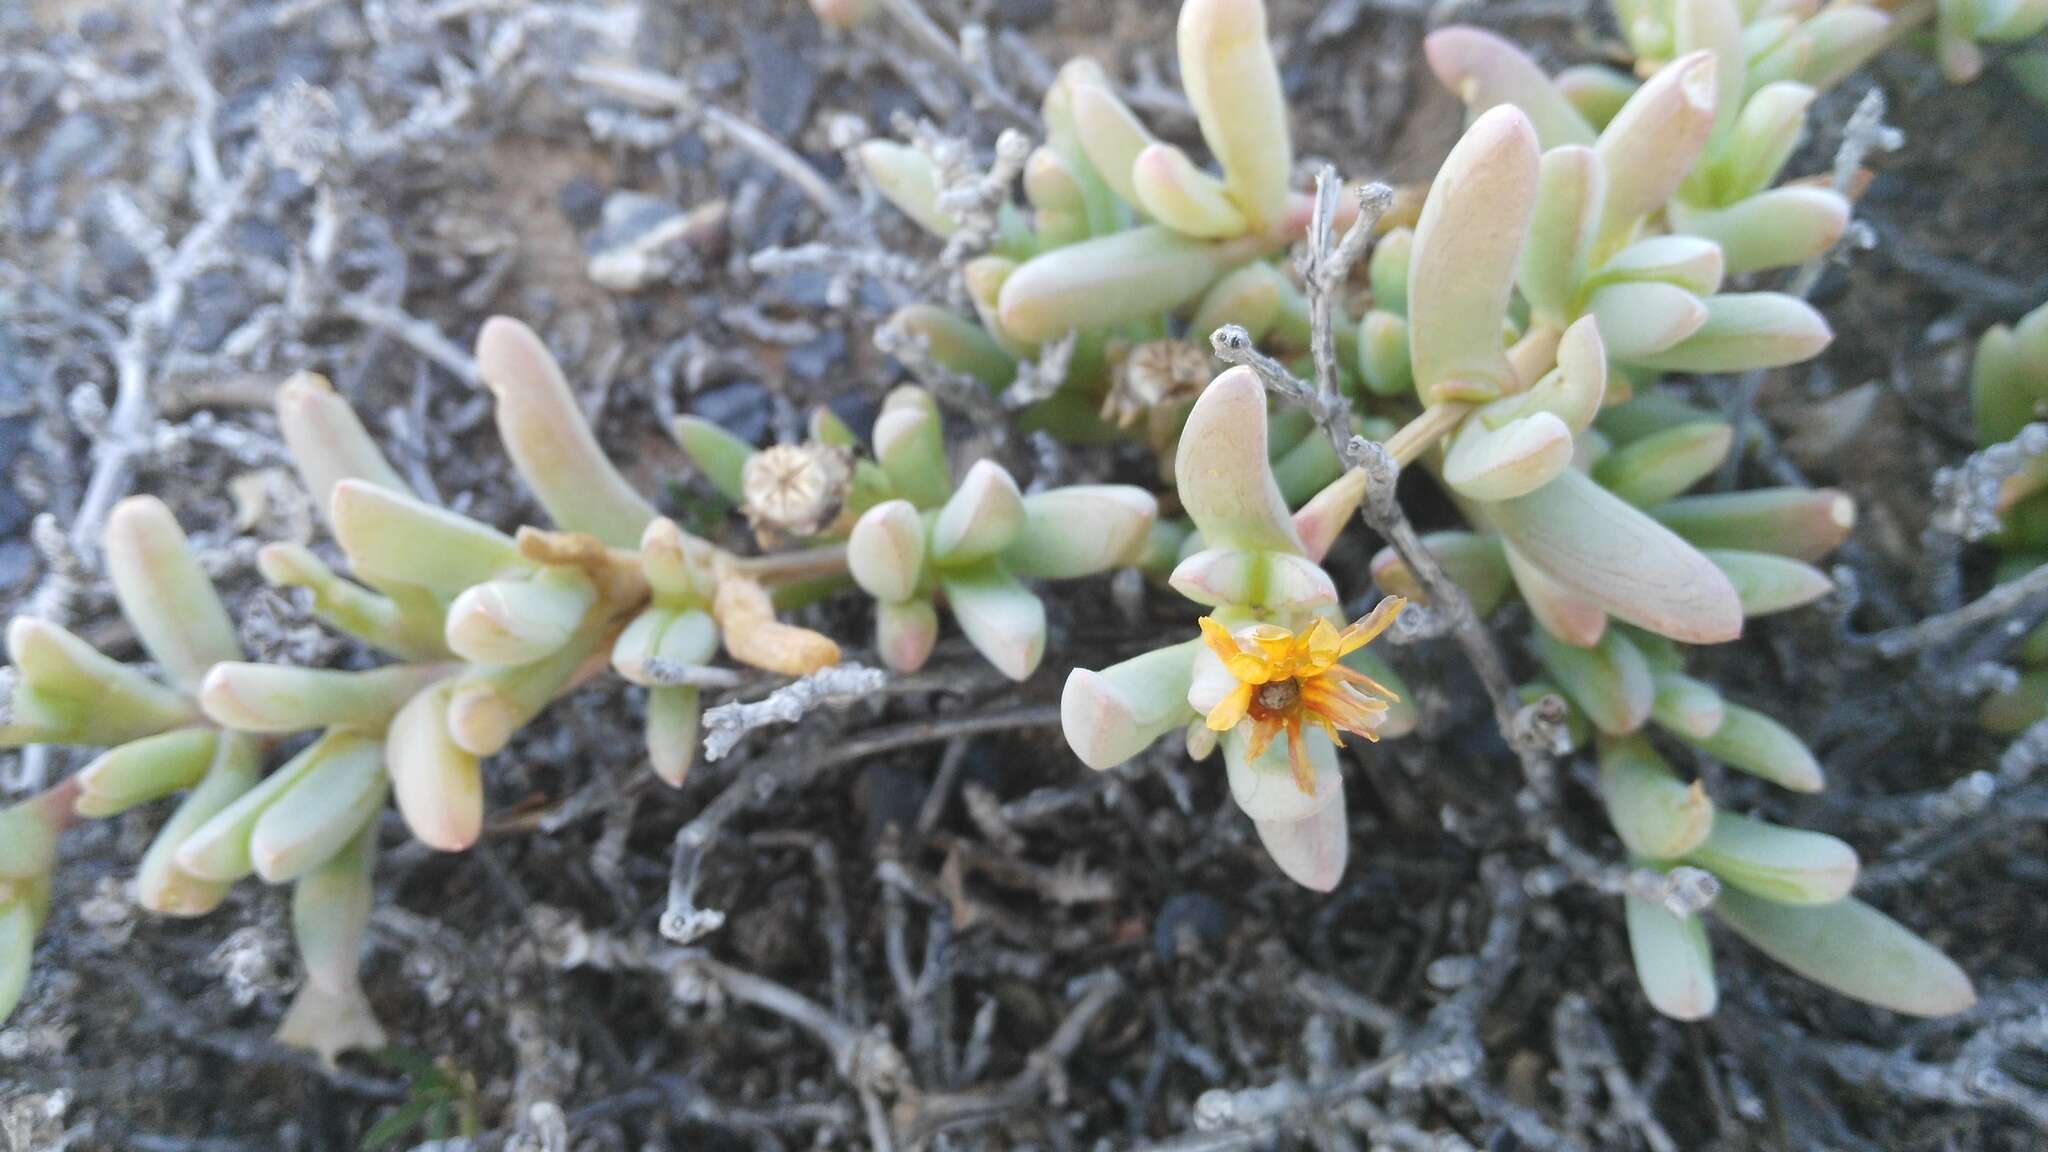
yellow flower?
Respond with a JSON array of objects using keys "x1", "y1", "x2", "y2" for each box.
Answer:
[{"x1": 1197, "y1": 596, "x2": 1406, "y2": 795}]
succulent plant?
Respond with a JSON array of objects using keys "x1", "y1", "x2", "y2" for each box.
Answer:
[
  {"x1": 858, "y1": 0, "x2": 1376, "y2": 441},
  {"x1": 1370, "y1": 368, "x2": 1978, "y2": 1018},
  {"x1": 1881, "y1": 0, "x2": 2048, "y2": 84},
  {"x1": 4, "y1": 0, "x2": 1996, "y2": 1073},
  {"x1": 1358, "y1": 101, "x2": 1798, "y2": 652},
  {"x1": 1062, "y1": 368, "x2": 1415, "y2": 891},
  {"x1": 0, "y1": 302, "x2": 1175, "y2": 1052},
  {"x1": 844, "y1": 388, "x2": 1158, "y2": 679},
  {"x1": 1967, "y1": 301, "x2": 2048, "y2": 731}
]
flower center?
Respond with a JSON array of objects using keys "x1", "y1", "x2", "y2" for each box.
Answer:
[{"x1": 1254, "y1": 679, "x2": 1302, "y2": 715}]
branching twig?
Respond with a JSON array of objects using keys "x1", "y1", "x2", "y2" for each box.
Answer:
[
  {"x1": 700, "y1": 663, "x2": 890, "y2": 763},
  {"x1": 662, "y1": 705, "x2": 1062, "y2": 943},
  {"x1": 899, "y1": 973, "x2": 1125, "y2": 1144}
]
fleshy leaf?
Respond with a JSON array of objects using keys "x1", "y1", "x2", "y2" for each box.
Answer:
[
  {"x1": 1177, "y1": 0, "x2": 1292, "y2": 232},
  {"x1": 1587, "y1": 282, "x2": 1710, "y2": 359},
  {"x1": 1599, "y1": 733, "x2": 1714, "y2": 858},
  {"x1": 1706, "y1": 549, "x2": 1833, "y2": 616},
  {"x1": 1520, "y1": 145, "x2": 1605, "y2": 323},
  {"x1": 444, "y1": 566, "x2": 597, "y2": 667},
  {"x1": 1293, "y1": 469, "x2": 1366, "y2": 564},
  {"x1": 848, "y1": 499, "x2": 928, "y2": 603},
  {"x1": 1424, "y1": 26, "x2": 1598, "y2": 146},
  {"x1": 939, "y1": 562, "x2": 1047, "y2": 681},
  {"x1": 1069, "y1": 78, "x2": 1155, "y2": 211},
  {"x1": 1590, "y1": 234, "x2": 1726, "y2": 296},
  {"x1": 671, "y1": 416, "x2": 757, "y2": 505},
  {"x1": 932, "y1": 460, "x2": 1026, "y2": 565},
  {"x1": 136, "y1": 732, "x2": 262, "y2": 917},
  {"x1": 1594, "y1": 51, "x2": 1720, "y2": 251},
  {"x1": 1493, "y1": 469, "x2": 1743, "y2": 643},
  {"x1": 872, "y1": 388, "x2": 952, "y2": 510},
  {"x1": 250, "y1": 732, "x2": 388, "y2": 884},
  {"x1": 386, "y1": 682, "x2": 483, "y2": 852},
  {"x1": 1002, "y1": 486, "x2": 1158, "y2": 579},
  {"x1": 1444, "y1": 410, "x2": 1575, "y2": 502},
  {"x1": 647, "y1": 685, "x2": 702, "y2": 787},
  {"x1": 1669, "y1": 187, "x2": 1847, "y2": 276},
  {"x1": 1131, "y1": 142, "x2": 1249, "y2": 239},
  {"x1": 0, "y1": 900, "x2": 35, "y2": 1025},
  {"x1": 1668, "y1": 701, "x2": 1824, "y2": 791},
  {"x1": 1254, "y1": 781, "x2": 1350, "y2": 891},
  {"x1": 1170, "y1": 548, "x2": 1338, "y2": 610},
  {"x1": 330, "y1": 481, "x2": 524, "y2": 599},
  {"x1": 104, "y1": 496, "x2": 243, "y2": 692},
  {"x1": 1686, "y1": 810, "x2": 1857, "y2": 904},
  {"x1": 1061, "y1": 640, "x2": 1202, "y2": 770},
  {"x1": 1505, "y1": 542, "x2": 1609, "y2": 646},
  {"x1": 1535, "y1": 626, "x2": 1655, "y2": 734},
  {"x1": 887, "y1": 304, "x2": 1016, "y2": 391},
  {"x1": 998, "y1": 225, "x2": 1263, "y2": 344},
  {"x1": 877, "y1": 598, "x2": 941, "y2": 673},
  {"x1": 1222, "y1": 720, "x2": 1340, "y2": 824},
  {"x1": 1408, "y1": 106, "x2": 1541, "y2": 403},
  {"x1": 74, "y1": 728, "x2": 218, "y2": 818},
  {"x1": 1649, "y1": 667, "x2": 1726, "y2": 739},
  {"x1": 276, "y1": 827, "x2": 386, "y2": 1066},
  {"x1": 1713, "y1": 890, "x2": 1974, "y2": 1016},
  {"x1": 1370, "y1": 531, "x2": 1514, "y2": 615},
  {"x1": 200, "y1": 662, "x2": 446, "y2": 735},
  {"x1": 1628, "y1": 293, "x2": 1832, "y2": 373},
  {"x1": 1175, "y1": 366, "x2": 1307, "y2": 553},
  {"x1": 275, "y1": 372, "x2": 411, "y2": 527},
  {"x1": 478, "y1": 316, "x2": 656, "y2": 548},
  {"x1": 1592, "y1": 420, "x2": 1733, "y2": 506},
  {"x1": 857, "y1": 140, "x2": 957, "y2": 237},
  {"x1": 5, "y1": 618, "x2": 198, "y2": 746},
  {"x1": 175, "y1": 731, "x2": 342, "y2": 882},
  {"x1": 1626, "y1": 893, "x2": 1718, "y2": 1020},
  {"x1": 1650, "y1": 487, "x2": 1855, "y2": 561}
]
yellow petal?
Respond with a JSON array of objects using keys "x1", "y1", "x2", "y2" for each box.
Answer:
[
  {"x1": 1200, "y1": 616, "x2": 1277, "y2": 683},
  {"x1": 1198, "y1": 616, "x2": 1244, "y2": 661},
  {"x1": 1338, "y1": 595, "x2": 1407, "y2": 655},
  {"x1": 1246, "y1": 714, "x2": 1283, "y2": 761},
  {"x1": 1248, "y1": 624, "x2": 1298, "y2": 663},
  {"x1": 1322, "y1": 665, "x2": 1400, "y2": 703},
  {"x1": 1300, "y1": 618, "x2": 1343, "y2": 671},
  {"x1": 1206, "y1": 682, "x2": 1255, "y2": 732},
  {"x1": 1284, "y1": 720, "x2": 1315, "y2": 794}
]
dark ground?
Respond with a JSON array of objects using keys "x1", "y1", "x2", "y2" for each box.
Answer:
[{"x1": 1, "y1": 1, "x2": 2046, "y2": 1150}]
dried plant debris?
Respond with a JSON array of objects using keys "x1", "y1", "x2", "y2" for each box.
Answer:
[{"x1": 1, "y1": 0, "x2": 2046, "y2": 1148}]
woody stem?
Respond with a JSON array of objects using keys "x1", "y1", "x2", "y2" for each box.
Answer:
[
  {"x1": 728, "y1": 544, "x2": 852, "y2": 587},
  {"x1": 1384, "y1": 401, "x2": 1473, "y2": 467}
]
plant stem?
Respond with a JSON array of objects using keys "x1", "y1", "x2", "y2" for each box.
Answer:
[
  {"x1": 1383, "y1": 401, "x2": 1472, "y2": 467},
  {"x1": 729, "y1": 543, "x2": 852, "y2": 586}
]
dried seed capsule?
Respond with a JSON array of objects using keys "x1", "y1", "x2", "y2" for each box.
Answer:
[{"x1": 742, "y1": 442, "x2": 856, "y2": 543}]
